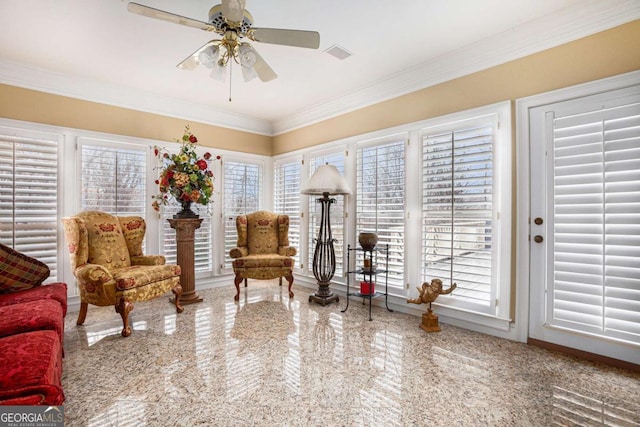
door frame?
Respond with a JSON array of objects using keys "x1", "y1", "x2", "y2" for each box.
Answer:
[{"x1": 514, "y1": 70, "x2": 640, "y2": 343}]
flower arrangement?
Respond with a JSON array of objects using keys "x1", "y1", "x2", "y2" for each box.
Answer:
[{"x1": 151, "y1": 125, "x2": 219, "y2": 212}]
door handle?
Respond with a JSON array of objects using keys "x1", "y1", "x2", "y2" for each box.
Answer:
[{"x1": 534, "y1": 235, "x2": 543, "y2": 243}]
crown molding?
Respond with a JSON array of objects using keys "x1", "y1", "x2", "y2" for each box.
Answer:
[
  {"x1": 271, "y1": 0, "x2": 640, "y2": 135},
  {"x1": 0, "y1": 59, "x2": 273, "y2": 136}
]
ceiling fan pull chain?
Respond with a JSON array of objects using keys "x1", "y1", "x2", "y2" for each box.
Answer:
[{"x1": 228, "y1": 60, "x2": 233, "y2": 102}]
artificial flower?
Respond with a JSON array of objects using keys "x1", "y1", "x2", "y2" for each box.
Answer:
[{"x1": 151, "y1": 125, "x2": 219, "y2": 211}]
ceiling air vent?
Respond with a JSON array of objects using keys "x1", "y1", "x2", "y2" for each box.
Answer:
[{"x1": 324, "y1": 44, "x2": 352, "y2": 60}]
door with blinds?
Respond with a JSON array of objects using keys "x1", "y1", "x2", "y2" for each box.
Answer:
[{"x1": 528, "y1": 84, "x2": 640, "y2": 364}]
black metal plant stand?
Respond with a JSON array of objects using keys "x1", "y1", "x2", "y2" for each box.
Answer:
[
  {"x1": 308, "y1": 192, "x2": 340, "y2": 306},
  {"x1": 342, "y1": 243, "x2": 393, "y2": 321}
]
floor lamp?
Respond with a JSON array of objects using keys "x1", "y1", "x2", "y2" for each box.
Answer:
[{"x1": 302, "y1": 164, "x2": 352, "y2": 306}]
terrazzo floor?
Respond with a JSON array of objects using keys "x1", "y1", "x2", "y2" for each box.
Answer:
[{"x1": 61, "y1": 280, "x2": 640, "y2": 426}]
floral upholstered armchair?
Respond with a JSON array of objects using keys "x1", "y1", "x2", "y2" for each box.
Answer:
[
  {"x1": 62, "y1": 211, "x2": 183, "y2": 337},
  {"x1": 229, "y1": 211, "x2": 296, "y2": 301}
]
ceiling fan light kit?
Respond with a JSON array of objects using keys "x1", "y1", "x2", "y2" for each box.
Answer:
[
  {"x1": 128, "y1": 0, "x2": 320, "y2": 91},
  {"x1": 197, "y1": 45, "x2": 219, "y2": 68}
]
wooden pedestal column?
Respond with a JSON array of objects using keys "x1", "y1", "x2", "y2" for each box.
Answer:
[{"x1": 168, "y1": 218, "x2": 203, "y2": 305}]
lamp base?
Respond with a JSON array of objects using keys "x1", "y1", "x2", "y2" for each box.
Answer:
[{"x1": 308, "y1": 280, "x2": 339, "y2": 306}]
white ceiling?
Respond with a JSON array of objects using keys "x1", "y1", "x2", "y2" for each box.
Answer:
[{"x1": 0, "y1": 0, "x2": 638, "y2": 135}]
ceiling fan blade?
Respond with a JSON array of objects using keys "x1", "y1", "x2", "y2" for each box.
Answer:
[
  {"x1": 250, "y1": 28, "x2": 320, "y2": 49},
  {"x1": 176, "y1": 41, "x2": 216, "y2": 70},
  {"x1": 249, "y1": 47, "x2": 277, "y2": 82},
  {"x1": 127, "y1": 2, "x2": 216, "y2": 32},
  {"x1": 221, "y1": 0, "x2": 247, "y2": 24}
]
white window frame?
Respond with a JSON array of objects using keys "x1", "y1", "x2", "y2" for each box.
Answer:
[
  {"x1": 420, "y1": 113, "x2": 506, "y2": 316},
  {"x1": 273, "y1": 154, "x2": 303, "y2": 271},
  {"x1": 354, "y1": 134, "x2": 407, "y2": 294},
  {"x1": 77, "y1": 137, "x2": 148, "y2": 217},
  {"x1": 416, "y1": 102, "x2": 512, "y2": 326},
  {"x1": 286, "y1": 102, "x2": 511, "y2": 335},
  {"x1": 220, "y1": 155, "x2": 268, "y2": 274},
  {"x1": 0, "y1": 124, "x2": 62, "y2": 282}
]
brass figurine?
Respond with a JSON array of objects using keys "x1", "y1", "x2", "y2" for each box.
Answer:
[{"x1": 407, "y1": 278, "x2": 456, "y2": 332}]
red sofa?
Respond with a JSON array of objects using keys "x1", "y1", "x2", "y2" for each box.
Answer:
[{"x1": 0, "y1": 243, "x2": 67, "y2": 405}]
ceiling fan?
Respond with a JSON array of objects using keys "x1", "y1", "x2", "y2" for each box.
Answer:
[{"x1": 127, "y1": 0, "x2": 320, "y2": 83}]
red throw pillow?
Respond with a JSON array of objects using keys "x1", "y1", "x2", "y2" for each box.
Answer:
[{"x1": 0, "y1": 243, "x2": 50, "y2": 294}]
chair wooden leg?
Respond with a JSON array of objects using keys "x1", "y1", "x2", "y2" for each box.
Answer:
[
  {"x1": 172, "y1": 283, "x2": 184, "y2": 313},
  {"x1": 285, "y1": 273, "x2": 294, "y2": 298},
  {"x1": 76, "y1": 301, "x2": 88, "y2": 325},
  {"x1": 234, "y1": 275, "x2": 244, "y2": 301},
  {"x1": 115, "y1": 298, "x2": 134, "y2": 337}
]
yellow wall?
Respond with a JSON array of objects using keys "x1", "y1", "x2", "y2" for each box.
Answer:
[
  {"x1": 0, "y1": 84, "x2": 272, "y2": 156},
  {"x1": 273, "y1": 20, "x2": 640, "y2": 154}
]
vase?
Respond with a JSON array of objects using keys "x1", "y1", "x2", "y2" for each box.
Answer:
[
  {"x1": 358, "y1": 232, "x2": 378, "y2": 251},
  {"x1": 174, "y1": 200, "x2": 199, "y2": 219}
]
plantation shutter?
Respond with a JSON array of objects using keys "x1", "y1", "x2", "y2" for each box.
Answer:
[
  {"x1": 550, "y1": 99, "x2": 640, "y2": 343},
  {"x1": 308, "y1": 152, "x2": 345, "y2": 278},
  {"x1": 422, "y1": 125, "x2": 494, "y2": 309},
  {"x1": 223, "y1": 161, "x2": 262, "y2": 269},
  {"x1": 274, "y1": 159, "x2": 301, "y2": 268},
  {"x1": 161, "y1": 202, "x2": 213, "y2": 272},
  {"x1": 81, "y1": 144, "x2": 146, "y2": 216},
  {"x1": 356, "y1": 140, "x2": 405, "y2": 291},
  {"x1": 0, "y1": 128, "x2": 59, "y2": 281}
]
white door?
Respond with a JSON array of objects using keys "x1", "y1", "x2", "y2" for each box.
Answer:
[{"x1": 528, "y1": 84, "x2": 640, "y2": 365}]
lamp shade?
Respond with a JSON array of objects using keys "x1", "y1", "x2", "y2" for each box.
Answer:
[{"x1": 301, "y1": 164, "x2": 352, "y2": 195}]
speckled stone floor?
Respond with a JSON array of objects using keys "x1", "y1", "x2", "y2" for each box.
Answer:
[{"x1": 61, "y1": 280, "x2": 640, "y2": 426}]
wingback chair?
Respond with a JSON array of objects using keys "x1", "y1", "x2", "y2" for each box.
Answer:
[
  {"x1": 62, "y1": 211, "x2": 183, "y2": 337},
  {"x1": 229, "y1": 211, "x2": 296, "y2": 301}
]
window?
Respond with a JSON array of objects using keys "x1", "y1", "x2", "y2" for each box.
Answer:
[
  {"x1": 223, "y1": 160, "x2": 263, "y2": 269},
  {"x1": 274, "y1": 158, "x2": 301, "y2": 268},
  {"x1": 308, "y1": 151, "x2": 346, "y2": 278},
  {"x1": 80, "y1": 141, "x2": 146, "y2": 216},
  {"x1": 356, "y1": 139, "x2": 405, "y2": 291},
  {"x1": 421, "y1": 114, "x2": 505, "y2": 315},
  {"x1": 0, "y1": 127, "x2": 60, "y2": 281}
]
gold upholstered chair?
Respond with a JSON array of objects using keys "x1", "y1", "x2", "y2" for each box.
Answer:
[
  {"x1": 229, "y1": 211, "x2": 296, "y2": 301},
  {"x1": 62, "y1": 211, "x2": 183, "y2": 337}
]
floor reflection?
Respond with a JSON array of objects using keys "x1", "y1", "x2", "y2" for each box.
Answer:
[
  {"x1": 195, "y1": 307, "x2": 213, "y2": 386},
  {"x1": 552, "y1": 385, "x2": 640, "y2": 426},
  {"x1": 225, "y1": 296, "x2": 299, "y2": 403},
  {"x1": 62, "y1": 280, "x2": 640, "y2": 426},
  {"x1": 83, "y1": 320, "x2": 148, "y2": 346}
]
